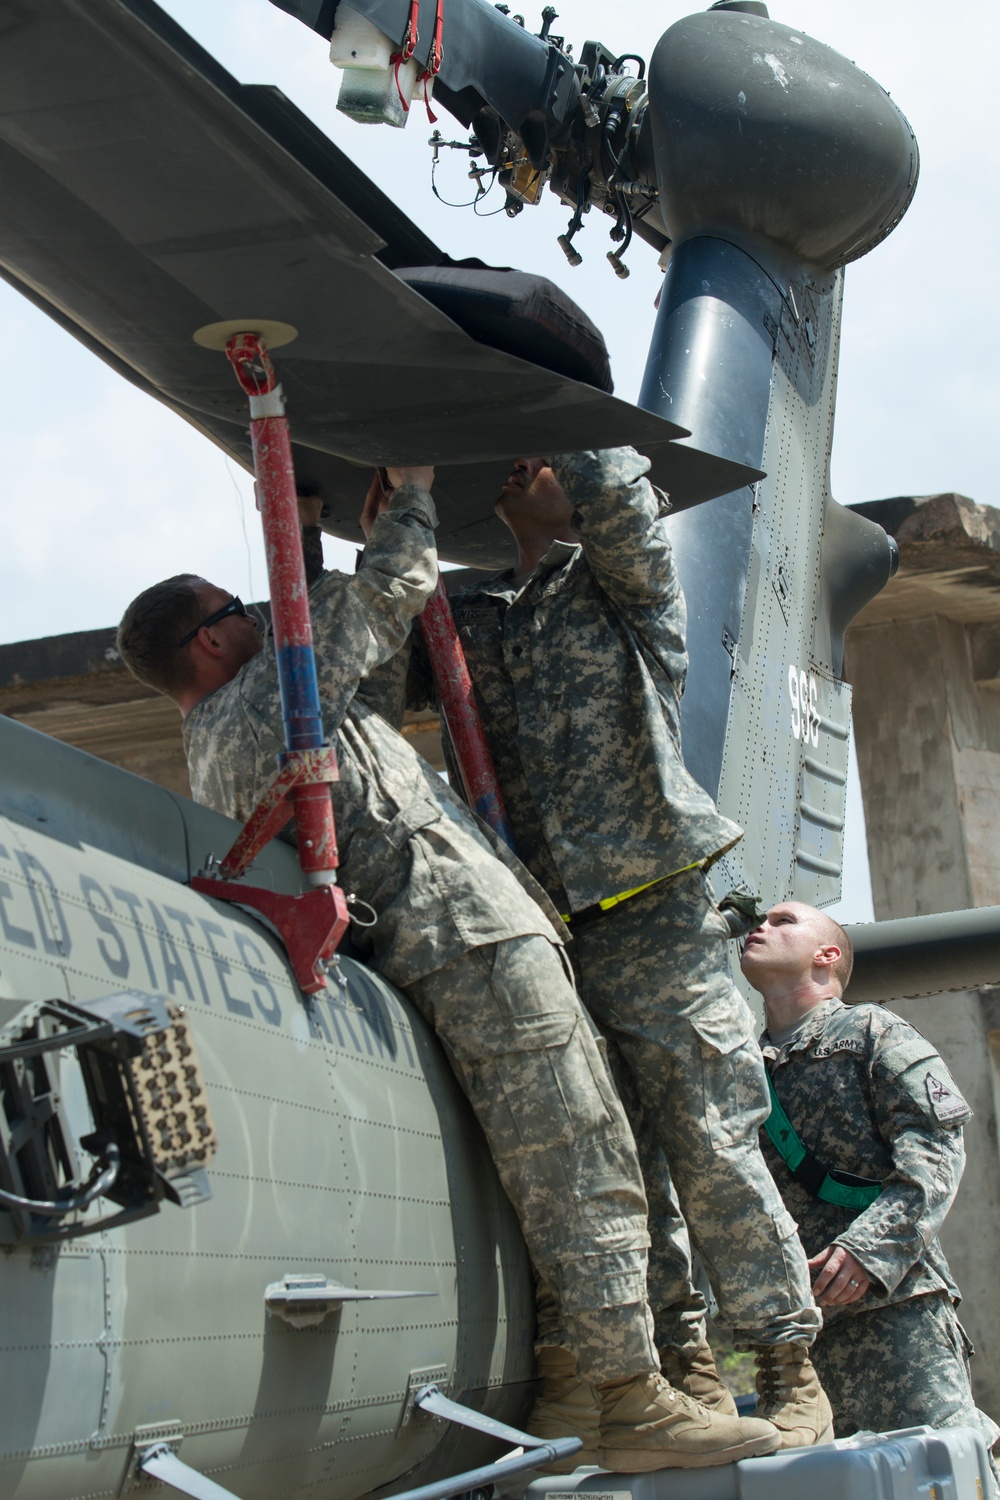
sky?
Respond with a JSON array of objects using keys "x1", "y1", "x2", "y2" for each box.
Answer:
[{"x1": 2, "y1": 0, "x2": 998, "y2": 922}]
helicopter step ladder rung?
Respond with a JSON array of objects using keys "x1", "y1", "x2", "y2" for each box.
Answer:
[
  {"x1": 366, "y1": 1383, "x2": 581, "y2": 1500},
  {"x1": 133, "y1": 1384, "x2": 580, "y2": 1500},
  {"x1": 134, "y1": 1419, "x2": 993, "y2": 1500},
  {"x1": 137, "y1": 1444, "x2": 237, "y2": 1500}
]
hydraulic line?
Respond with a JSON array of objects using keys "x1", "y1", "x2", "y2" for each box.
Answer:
[{"x1": 0, "y1": 1141, "x2": 120, "y2": 1217}]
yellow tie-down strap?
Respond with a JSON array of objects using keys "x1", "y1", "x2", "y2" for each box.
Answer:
[{"x1": 562, "y1": 862, "x2": 700, "y2": 924}]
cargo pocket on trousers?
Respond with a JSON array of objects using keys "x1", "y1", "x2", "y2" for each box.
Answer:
[
  {"x1": 490, "y1": 1008, "x2": 618, "y2": 1155},
  {"x1": 443, "y1": 939, "x2": 621, "y2": 1150},
  {"x1": 689, "y1": 997, "x2": 767, "y2": 1151}
]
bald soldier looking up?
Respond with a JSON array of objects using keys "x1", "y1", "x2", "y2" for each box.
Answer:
[
  {"x1": 741, "y1": 901, "x2": 999, "y2": 1484},
  {"x1": 117, "y1": 469, "x2": 779, "y2": 1474}
]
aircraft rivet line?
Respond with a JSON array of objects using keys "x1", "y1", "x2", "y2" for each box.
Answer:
[
  {"x1": 204, "y1": 1087, "x2": 350, "y2": 1117},
  {"x1": 206, "y1": 1172, "x2": 359, "y2": 1193}
]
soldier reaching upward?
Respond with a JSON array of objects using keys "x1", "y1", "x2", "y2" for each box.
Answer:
[
  {"x1": 117, "y1": 466, "x2": 779, "y2": 1474},
  {"x1": 424, "y1": 447, "x2": 830, "y2": 1451},
  {"x1": 741, "y1": 900, "x2": 999, "y2": 1487}
]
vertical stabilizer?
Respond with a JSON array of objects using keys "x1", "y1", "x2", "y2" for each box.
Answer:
[{"x1": 638, "y1": 6, "x2": 913, "y2": 907}]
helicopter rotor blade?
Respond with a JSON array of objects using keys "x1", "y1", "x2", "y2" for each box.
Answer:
[{"x1": 0, "y1": 0, "x2": 758, "y2": 568}]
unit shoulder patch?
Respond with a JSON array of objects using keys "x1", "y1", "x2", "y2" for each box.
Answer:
[{"x1": 925, "y1": 1072, "x2": 970, "y2": 1123}]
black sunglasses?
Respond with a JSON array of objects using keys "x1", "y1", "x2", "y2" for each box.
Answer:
[{"x1": 176, "y1": 596, "x2": 252, "y2": 648}]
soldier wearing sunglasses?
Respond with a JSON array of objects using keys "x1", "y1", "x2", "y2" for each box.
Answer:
[
  {"x1": 117, "y1": 467, "x2": 780, "y2": 1475},
  {"x1": 174, "y1": 593, "x2": 256, "y2": 648}
]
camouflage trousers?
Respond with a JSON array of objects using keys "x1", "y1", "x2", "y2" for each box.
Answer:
[
  {"x1": 534, "y1": 1066, "x2": 708, "y2": 1356},
  {"x1": 600, "y1": 1039, "x2": 708, "y2": 1347},
  {"x1": 408, "y1": 932, "x2": 658, "y2": 1383},
  {"x1": 814, "y1": 1293, "x2": 1000, "y2": 1495},
  {"x1": 566, "y1": 867, "x2": 820, "y2": 1351}
]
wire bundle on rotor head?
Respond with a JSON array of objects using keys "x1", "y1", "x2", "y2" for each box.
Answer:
[{"x1": 428, "y1": 130, "x2": 504, "y2": 212}]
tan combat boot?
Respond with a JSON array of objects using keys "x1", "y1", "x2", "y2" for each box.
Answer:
[
  {"x1": 752, "y1": 1342, "x2": 834, "y2": 1448},
  {"x1": 596, "y1": 1372, "x2": 780, "y2": 1472},
  {"x1": 526, "y1": 1346, "x2": 600, "y2": 1472},
  {"x1": 660, "y1": 1342, "x2": 739, "y2": 1417}
]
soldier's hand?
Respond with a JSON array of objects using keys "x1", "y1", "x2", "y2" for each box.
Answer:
[
  {"x1": 297, "y1": 492, "x2": 324, "y2": 527},
  {"x1": 809, "y1": 1244, "x2": 870, "y2": 1305},
  {"x1": 386, "y1": 464, "x2": 434, "y2": 492}
]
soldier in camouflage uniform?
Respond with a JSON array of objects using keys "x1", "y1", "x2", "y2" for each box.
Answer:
[
  {"x1": 742, "y1": 900, "x2": 999, "y2": 1489},
  {"x1": 421, "y1": 447, "x2": 828, "y2": 1452},
  {"x1": 117, "y1": 468, "x2": 780, "y2": 1473}
]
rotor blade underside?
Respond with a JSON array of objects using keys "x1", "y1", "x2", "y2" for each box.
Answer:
[
  {"x1": 0, "y1": 0, "x2": 760, "y2": 568},
  {"x1": 845, "y1": 906, "x2": 1000, "y2": 1007}
]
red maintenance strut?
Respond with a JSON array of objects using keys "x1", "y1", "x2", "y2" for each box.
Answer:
[
  {"x1": 373, "y1": 466, "x2": 514, "y2": 849},
  {"x1": 421, "y1": 574, "x2": 517, "y2": 851},
  {"x1": 190, "y1": 321, "x2": 348, "y2": 991}
]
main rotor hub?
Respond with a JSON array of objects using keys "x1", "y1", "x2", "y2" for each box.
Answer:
[{"x1": 646, "y1": 8, "x2": 919, "y2": 271}]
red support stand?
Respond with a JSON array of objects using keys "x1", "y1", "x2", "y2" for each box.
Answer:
[
  {"x1": 189, "y1": 747, "x2": 348, "y2": 993},
  {"x1": 224, "y1": 331, "x2": 340, "y2": 886},
  {"x1": 213, "y1": 747, "x2": 340, "y2": 882},
  {"x1": 421, "y1": 574, "x2": 516, "y2": 850},
  {"x1": 189, "y1": 320, "x2": 349, "y2": 991},
  {"x1": 189, "y1": 877, "x2": 349, "y2": 995}
]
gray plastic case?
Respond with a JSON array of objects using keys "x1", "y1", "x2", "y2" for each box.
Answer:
[{"x1": 522, "y1": 1426, "x2": 991, "y2": 1500}]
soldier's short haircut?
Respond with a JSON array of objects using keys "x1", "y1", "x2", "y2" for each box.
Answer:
[
  {"x1": 117, "y1": 575, "x2": 206, "y2": 694},
  {"x1": 819, "y1": 912, "x2": 854, "y2": 993}
]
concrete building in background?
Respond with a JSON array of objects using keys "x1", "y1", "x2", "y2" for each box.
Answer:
[
  {"x1": 846, "y1": 491, "x2": 1000, "y2": 1420},
  {"x1": 0, "y1": 625, "x2": 193, "y2": 799},
  {"x1": 0, "y1": 610, "x2": 445, "y2": 797},
  {"x1": 2, "y1": 507, "x2": 999, "y2": 1420}
]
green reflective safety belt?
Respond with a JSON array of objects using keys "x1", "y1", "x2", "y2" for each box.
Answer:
[{"x1": 765, "y1": 1074, "x2": 882, "y2": 1210}]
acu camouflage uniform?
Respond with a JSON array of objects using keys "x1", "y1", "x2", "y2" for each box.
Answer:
[
  {"x1": 761, "y1": 998, "x2": 999, "y2": 1478},
  {"x1": 183, "y1": 484, "x2": 658, "y2": 1382},
  {"x1": 439, "y1": 446, "x2": 819, "y2": 1354}
]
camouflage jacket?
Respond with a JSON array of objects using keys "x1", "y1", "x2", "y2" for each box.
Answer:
[
  {"x1": 183, "y1": 485, "x2": 563, "y2": 986},
  {"x1": 302, "y1": 519, "x2": 415, "y2": 732},
  {"x1": 438, "y1": 447, "x2": 742, "y2": 912},
  {"x1": 760, "y1": 997, "x2": 970, "y2": 1322}
]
